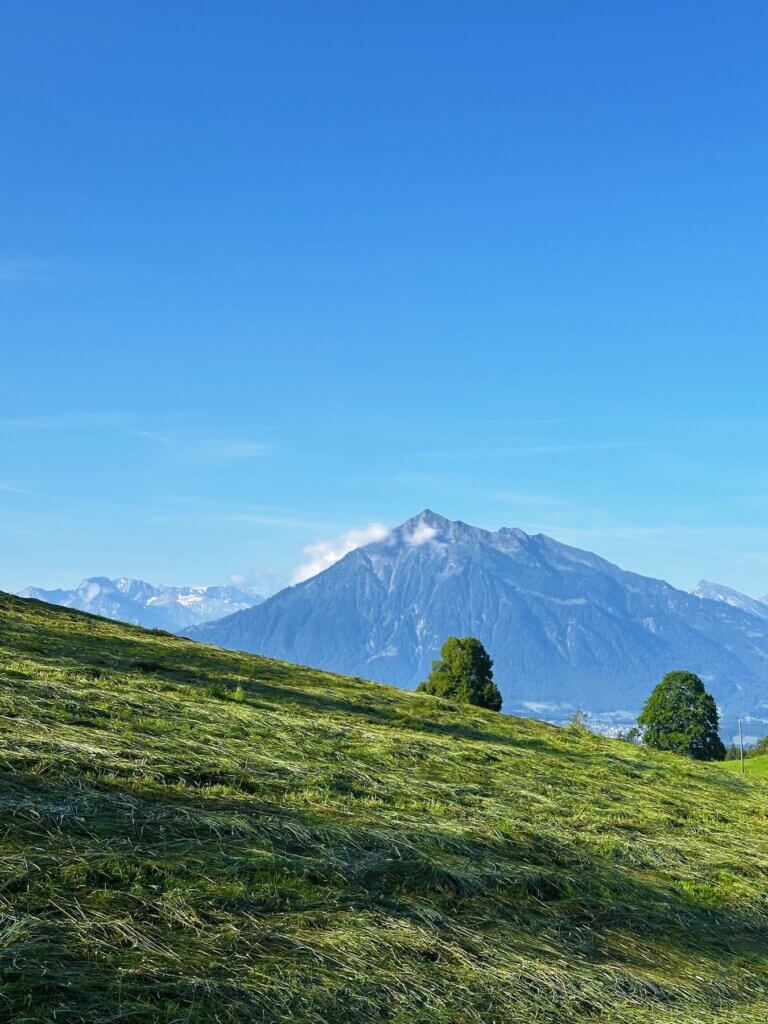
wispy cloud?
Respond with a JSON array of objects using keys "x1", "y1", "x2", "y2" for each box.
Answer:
[
  {"x1": 291, "y1": 522, "x2": 390, "y2": 584},
  {"x1": 414, "y1": 440, "x2": 654, "y2": 459},
  {"x1": 0, "y1": 413, "x2": 271, "y2": 460},
  {"x1": 0, "y1": 258, "x2": 51, "y2": 284},
  {"x1": 145, "y1": 503, "x2": 339, "y2": 533},
  {"x1": 0, "y1": 481, "x2": 35, "y2": 496},
  {"x1": 0, "y1": 412, "x2": 125, "y2": 431},
  {"x1": 221, "y1": 513, "x2": 333, "y2": 530},
  {"x1": 0, "y1": 412, "x2": 175, "y2": 444},
  {"x1": 197, "y1": 440, "x2": 272, "y2": 459},
  {"x1": 494, "y1": 491, "x2": 573, "y2": 508}
]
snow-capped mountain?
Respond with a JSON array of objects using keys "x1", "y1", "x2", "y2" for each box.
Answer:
[
  {"x1": 692, "y1": 580, "x2": 768, "y2": 621},
  {"x1": 185, "y1": 510, "x2": 768, "y2": 732},
  {"x1": 19, "y1": 577, "x2": 262, "y2": 631}
]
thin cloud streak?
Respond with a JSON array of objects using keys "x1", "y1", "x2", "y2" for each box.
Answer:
[
  {"x1": 146, "y1": 509, "x2": 341, "y2": 533},
  {"x1": 197, "y1": 440, "x2": 272, "y2": 459},
  {"x1": 0, "y1": 413, "x2": 271, "y2": 459},
  {"x1": 494, "y1": 491, "x2": 573, "y2": 508},
  {"x1": 0, "y1": 412, "x2": 129, "y2": 431},
  {"x1": 0, "y1": 258, "x2": 52, "y2": 284},
  {"x1": 0, "y1": 482, "x2": 36, "y2": 496},
  {"x1": 414, "y1": 440, "x2": 655, "y2": 459},
  {"x1": 0, "y1": 413, "x2": 174, "y2": 445}
]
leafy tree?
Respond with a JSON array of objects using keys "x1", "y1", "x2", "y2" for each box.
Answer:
[
  {"x1": 749, "y1": 734, "x2": 768, "y2": 758},
  {"x1": 638, "y1": 670, "x2": 725, "y2": 761},
  {"x1": 418, "y1": 637, "x2": 502, "y2": 711}
]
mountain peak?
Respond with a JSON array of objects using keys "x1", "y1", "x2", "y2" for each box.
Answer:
[
  {"x1": 392, "y1": 509, "x2": 484, "y2": 549},
  {"x1": 390, "y1": 512, "x2": 541, "y2": 558},
  {"x1": 405, "y1": 508, "x2": 451, "y2": 528},
  {"x1": 398, "y1": 510, "x2": 529, "y2": 540}
]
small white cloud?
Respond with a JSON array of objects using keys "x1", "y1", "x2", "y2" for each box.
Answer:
[
  {"x1": 407, "y1": 522, "x2": 437, "y2": 546},
  {"x1": 291, "y1": 522, "x2": 390, "y2": 584}
]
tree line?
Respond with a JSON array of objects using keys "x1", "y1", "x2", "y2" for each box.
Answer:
[
  {"x1": 420, "y1": 636, "x2": 737, "y2": 762},
  {"x1": 725, "y1": 735, "x2": 768, "y2": 761}
]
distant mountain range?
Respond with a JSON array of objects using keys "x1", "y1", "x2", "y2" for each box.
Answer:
[
  {"x1": 185, "y1": 510, "x2": 768, "y2": 736},
  {"x1": 19, "y1": 577, "x2": 262, "y2": 631}
]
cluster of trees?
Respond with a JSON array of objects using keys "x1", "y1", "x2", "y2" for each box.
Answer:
[
  {"x1": 725, "y1": 734, "x2": 768, "y2": 760},
  {"x1": 420, "y1": 637, "x2": 731, "y2": 763}
]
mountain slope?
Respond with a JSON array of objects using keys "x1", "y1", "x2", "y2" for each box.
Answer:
[
  {"x1": 19, "y1": 575, "x2": 261, "y2": 630},
  {"x1": 187, "y1": 511, "x2": 768, "y2": 731},
  {"x1": 692, "y1": 579, "x2": 768, "y2": 620},
  {"x1": 1, "y1": 590, "x2": 768, "y2": 1023}
]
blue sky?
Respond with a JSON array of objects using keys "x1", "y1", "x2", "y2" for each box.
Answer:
[{"x1": 1, "y1": 1, "x2": 767, "y2": 596}]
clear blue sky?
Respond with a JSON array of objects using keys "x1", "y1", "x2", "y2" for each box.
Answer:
[{"x1": 1, "y1": 1, "x2": 767, "y2": 596}]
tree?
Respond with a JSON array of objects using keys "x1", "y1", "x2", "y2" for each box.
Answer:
[
  {"x1": 418, "y1": 637, "x2": 502, "y2": 711},
  {"x1": 617, "y1": 726, "x2": 641, "y2": 744},
  {"x1": 638, "y1": 670, "x2": 726, "y2": 761},
  {"x1": 568, "y1": 710, "x2": 590, "y2": 733}
]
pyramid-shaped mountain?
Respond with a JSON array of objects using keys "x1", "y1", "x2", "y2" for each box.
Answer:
[{"x1": 186, "y1": 511, "x2": 768, "y2": 733}]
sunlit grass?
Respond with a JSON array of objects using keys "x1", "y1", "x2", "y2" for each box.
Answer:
[
  {"x1": 720, "y1": 753, "x2": 768, "y2": 780},
  {"x1": 1, "y1": 592, "x2": 767, "y2": 1022}
]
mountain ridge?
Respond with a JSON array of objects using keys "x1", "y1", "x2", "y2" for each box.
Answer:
[
  {"x1": 20, "y1": 575, "x2": 262, "y2": 631},
  {"x1": 692, "y1": 579, "x2": 768, "y2": 620}
]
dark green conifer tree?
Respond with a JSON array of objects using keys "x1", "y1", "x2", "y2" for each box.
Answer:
[
  {"x1": 418, "y1": 637, "x2": 502, "y2": 711},
  {"x1": 638, "y1": 670, "x2": 725, "y2": 761}
]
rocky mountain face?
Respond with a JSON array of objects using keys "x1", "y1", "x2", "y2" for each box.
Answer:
[
  {"x1": 185, "y1": 511, "x2": 768, "y2": 735},
  {"x1": 19, "y1": 577, "x2": 262, "y2": 631}
]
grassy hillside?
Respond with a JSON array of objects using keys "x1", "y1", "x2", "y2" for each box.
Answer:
[
  {"x1": 1, "y1": 592, "x2": 768, "y2": 1023},
  {"x1": 721, "y1": 754, "x2": 768, "y2": 780}
]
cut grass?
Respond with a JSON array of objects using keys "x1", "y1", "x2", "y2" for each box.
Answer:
[{"x1": 1, "y1": 591, "x2": 768, "y2": 1023}]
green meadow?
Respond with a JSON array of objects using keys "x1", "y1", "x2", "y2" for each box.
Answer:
[
  {"x1": 1, "y1": 591, "x2": 767, "y2": 1023},
  {"x1": 721, "y1": 754, "x2": 768, "y2": 781}
]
